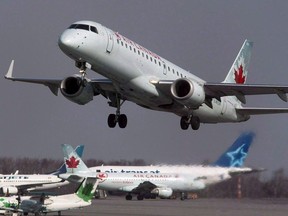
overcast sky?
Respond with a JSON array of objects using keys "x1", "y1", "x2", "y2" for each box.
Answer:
[{"x1": 1, "y1": 0, "x2": 288, "y2": 177}]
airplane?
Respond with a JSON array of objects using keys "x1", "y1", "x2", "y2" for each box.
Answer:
[
  {"x1": 0, "y1": 176, "x2": 99, "y2": 216},
  {"x1": 60, "y1": 132, "x2": 263, "y2": 200},
  {"x1": 5, "y1": 20, "x2": 288, "y2": 130},
  {"x1": 0, "y1": 145, "x2": 84, "y2": 196}
]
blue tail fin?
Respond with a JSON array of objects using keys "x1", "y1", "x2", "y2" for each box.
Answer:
[{"x1": 212, "y1": 132, "x2": 255, "y2": 167}]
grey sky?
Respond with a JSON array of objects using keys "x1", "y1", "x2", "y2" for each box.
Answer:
[{"x1": 1, "y1": 0, "x2": 288, "y2": 177}]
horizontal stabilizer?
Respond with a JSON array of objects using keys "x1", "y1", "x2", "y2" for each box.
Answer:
[
  {"x1": 236, "y1": 107, "x2": 288, "y2": 115},
  {"x1": 229, "y1": 168, "x2": 266, "y2": 176}
]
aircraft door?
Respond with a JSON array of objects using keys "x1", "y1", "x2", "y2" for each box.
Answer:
[{"x1": 105, "y1": 29, "x2": 114, "y2": 53}]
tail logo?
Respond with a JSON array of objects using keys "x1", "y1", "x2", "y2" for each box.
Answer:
[
  {"x1": 226, "y1": 143, "x2": 248, "y2": 167},
  {"x1": 234, "y1": 64, "x2": 246, "y2": 84},
  {"x1": 65, "y1": 156, "x2": 80, "y2": 168}
]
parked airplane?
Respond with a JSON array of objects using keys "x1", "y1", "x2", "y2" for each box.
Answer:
[
  {"x1": 0, "y1": 176, "x2": 98, "y2": 216},
  {"x1": 5, "y1": 20, "x2": 288, "y2": 130},
  {"x1": 60, "y1": 132, "x2": 263, "y2": 200},
  {"x1": 0, "y1": 145, "x2": 84, "y2": 195}
]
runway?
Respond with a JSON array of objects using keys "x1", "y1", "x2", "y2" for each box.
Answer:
[{"x1": 63, "y1": 197, "x2": 288, "y2": 216}]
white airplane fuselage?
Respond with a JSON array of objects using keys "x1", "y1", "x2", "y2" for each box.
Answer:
[
  {"x1": 0, "y1": 174, "x2": 67, "y2": 194},
  {"x1": 58, "y1": 20, "x2": 246, "y2": 124},
  {"x1": 91, "y1": 165, "x2": 251, "y2": 192},
  {"x1": 20, "y1": 194, "x2": 91, "y2": 213}
]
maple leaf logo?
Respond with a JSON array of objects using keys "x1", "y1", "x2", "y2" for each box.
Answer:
[
  {"x1": 97, "y1": 173, "x2": 108, "y2": 182},
  {"x1": 65, "y1": 156, "x2": 80, "y2": 168},
  {"x1": 234, "y1": 65, "x2": 246, "y2": 84}
]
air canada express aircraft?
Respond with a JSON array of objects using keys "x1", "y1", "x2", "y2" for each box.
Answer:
[
  {"x1": 60, "y1": 133, "x2": 263, "y2": 200},
  {"x1": 5, "y1": 20, "x2": 288, "y2": 130}
]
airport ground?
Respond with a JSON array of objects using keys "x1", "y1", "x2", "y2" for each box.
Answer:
[{"x1": 64, "y1": 197, "x2": 288, "y2": 216}]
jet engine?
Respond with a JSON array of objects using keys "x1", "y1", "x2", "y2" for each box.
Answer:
[
  {"x1": 151, "y1": 187, "x2": 173, "y2": 198},
  {"x1": 60, "y1": 75, "x2": 96, "y2": 105},
  {"x1": 1, "y1": 186, "x2": 18, "y2": 195},
  {"x1": 171, "y1": 78, "x2": 205, "y2": 108}
]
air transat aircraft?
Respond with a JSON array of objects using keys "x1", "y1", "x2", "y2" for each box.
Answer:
[
  {"x1": 60, "y1": 133, "x2": 263, "y2": 200},
  {"x1": 0, "y1": 177, "x2": 98, "y2": 216},
  {"x1": 5, "y1": 20, "x2": 288, "y2": 130}
]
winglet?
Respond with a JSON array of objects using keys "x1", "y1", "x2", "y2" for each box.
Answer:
[{"x1": 5, "y1": 60, "x2": 14, "y2": 79}]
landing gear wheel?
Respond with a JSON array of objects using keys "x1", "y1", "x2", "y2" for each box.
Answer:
[
  {"x1": 126, "y1": 194, "x2": 132, "y2": 200},
  {"x1": 191, "y1": 116, "x2": 200, "y2": 130},
  {"x1": 108, "y1": 114, "x2": 117, "y2": 128},
  {"x1": 180, "y1": 117, "x2": 189, "y2": 130},
  {"x1": 137, "y1": 194, "x2": 144, "y2": 200},
  {"x1": 118, "y1": 114, "x2": 127, "y2": 128},
  {"x1": 180, "y1": 192, "x2": 186, "y2": 201}
]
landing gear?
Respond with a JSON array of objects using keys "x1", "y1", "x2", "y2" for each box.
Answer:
[
  {"x1": 125, "y1": 194, "x2": 132, "y2": 200},
  {"x1": 180, "y1": 116, "x2": 200, "y2": 130},
  {"x1": 137, "y1": 194, "x2": 144, "y2": 200},
  {"x1": 107, "y1": 113, "x2": 127, "y2": 128},
  {"x1": 191, "y1": 116, "x2": 200, "y2": 130},
  {"x1": 180, "y1": 192, "x2": 187, "y2": 201},
  {"x1": 107, "y1": 94, "x2": 127, "y2": 128},
  {"x1": 180, "y1": 117, "x2": 189, "y2": 130},
  {"x1": 75, "y1": 61, "x2": 87, "y2": 80}
]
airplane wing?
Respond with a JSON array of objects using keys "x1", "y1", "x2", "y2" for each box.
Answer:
[
  {"x1": 130, "y1": 181, "x2": 157, "y2": 194},
  {"x1": 153, "y1": 80, "x2": 288, "y2": 104},
  {"x1": 204, "y1": 83, "x2": 288, "y2": 103},
  {"x1": 4, "y1": 60, "x2": 116, "y2": 97},
  {"x1": 0, "y1": 207, "x2": 23, "y2": 213},
  {"x1": 236, "y1": 107, "x2": 288, "y2": 115}
]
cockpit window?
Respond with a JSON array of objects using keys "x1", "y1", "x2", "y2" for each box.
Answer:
[
  {"x1": 90, "y1": 26, "x2": 98, "y2": 33},
  {"x1": 68, "y1": 24, "x2": 98, "y2": 34}
]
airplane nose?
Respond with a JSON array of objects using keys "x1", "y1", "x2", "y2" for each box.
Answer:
[{"x1": 58, "y1": 31, "x2": 78, "y2": 51}]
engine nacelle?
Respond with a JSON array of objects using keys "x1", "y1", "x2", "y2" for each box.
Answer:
[
  {"x1": 60, "y1": 75, "x2": 95, "y2": 105},
  {"x1": 171, "y1": 78, "x2": 205, "y2": 108},
  {"x1": 1, "y1": 186, "x2": 18, "y2": 195},
  {"x1": 151, "y1": 187, "x2": 173, "y2": 198}
]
